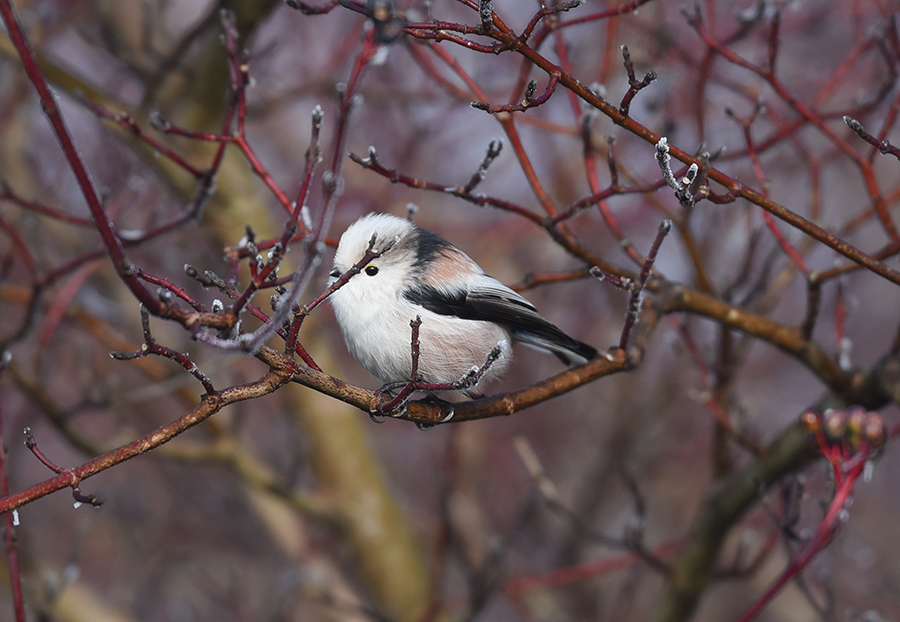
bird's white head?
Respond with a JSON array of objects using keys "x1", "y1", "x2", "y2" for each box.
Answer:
[{"x1": 329, "y1": 212, "x2": 424, "y2": 302}]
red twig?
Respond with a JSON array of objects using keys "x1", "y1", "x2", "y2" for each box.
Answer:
[
  {"x1": 232, "y1": 106, "x2": 323, "y2": 318},
  {"x1": 738, "y1": 409, "x2": 887, "y2": 622},
  {"x1": 0, "y1": 181, "x2": 94, "y2": 226},
  {"x1": 83, "y1": 101, "x2": 205, "y2": 178},
  {"x1": 312, "y1": 24, "x2": 380, "y2": 243},
  {"x1": 471, "y1": 73, "x2": 560, "y2": 114},
  {"x1": 620, "y1": 220, "x2": 671, "y2": 351},
  {"x1": 0, "y1": 214, "x2": 36, "y2": 279},
  {"x1": 348, "y1": 147, "x2": 543, "y2": 225},
  {"x1": 518, "y1": 0, "x2": 585, "y2": 42},
  {"x1": 407, "y1": 33, "x2": 561, "y2": 218},
  {"x1": 618, "y1": 44, "x2": 657, "y2": 117},
  {"x1": 685, "y1": 8, "x2": 900, "y2": 242},
  {"x1": 504, "y1": 539, "x2": 681, "y2": 598},
  {"x1": 0, "y1": 356, "x2": 26, "y2": 622},
  {"x1": 110, "y1": 306, "x2": 217, "y2": 397},
  {"x1": 512, "y1": 269, "x2": 594, "y2": 292},
  {"x1": 24, "y1": 428, "x2": 103, "y2": 506},
  {"x1": 139, "y1": 270, "x2": 206, "y2": 312},
  {"x1": 0, "y1": 4, "x2": 251, "y2": 341},
  {"x1": 727, "y1": 105, "x2": 811, "y2": 276},
  {"x1": 183, "y1": 265, "x2": 284, "y2": 338},
  {"x1": 398, "y1": 4, "x2": 900, "y2": 285},
  {"x1": 0, "y1": 0, "x2": 162, "y2": 312},
  {"x1": 845, "y1": 115, "x2": 900, "y2": 161},
  {"x1": 37, "y1": 260, "x2": 100, "y2": 352},
  {"x1": 555, "y1": 0, "x2": 657, "y2": 29}
]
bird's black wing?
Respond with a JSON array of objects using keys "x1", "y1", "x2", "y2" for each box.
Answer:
[{"x1": 404, "y1": 277, "x2": 596, "y2": 364}]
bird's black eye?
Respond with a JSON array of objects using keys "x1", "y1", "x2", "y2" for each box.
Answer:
[
  {"x1": 329, "y1": 268, "x2": 341, "y2": 279},
  {"x1": 365, "y1": 265, "x2": 379, "y2": 276}
]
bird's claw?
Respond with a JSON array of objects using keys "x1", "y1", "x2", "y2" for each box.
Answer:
[
  {"x1": 387, "y1": 400, "x2": 409, "y2": 418},
  {"x1": 370, "y1": 392, "x2": 409, "y2": 420},
  {"x1": 439, "y1": 404, "x2": 455, "y2": 423}
]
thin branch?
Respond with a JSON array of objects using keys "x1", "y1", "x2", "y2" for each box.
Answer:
[
  {"x1": 0, "y1": 0, "x2": 160, "y2": 311},
  {"x1": 619, "y1": 44, "x2": 657, "y2": 117},
  {"x1": 0, "y1": 353, "x2": 25, "y2": 622},
  {"x1": 110, "y1": 306, "x2": 216, "y2": 396},
  {"x1": 462, "y1": 139, "x2": 503, "y2": 194},
  {"x1": 24, "y1": 428, "x2": 104, "y2": 506},
  {"x1": 471, "y1": 73, "x2": 560, "y2": 114},
  {"x1": 844, "y1": 115, "x2": 900, "y2": 161}
]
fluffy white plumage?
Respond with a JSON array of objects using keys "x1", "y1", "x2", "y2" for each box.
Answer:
[{"x1": 328, "y1": 213, "x2": 596, "y2": 396}]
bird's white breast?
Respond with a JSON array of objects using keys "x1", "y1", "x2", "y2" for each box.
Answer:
[{"x1": 330, "y1": 279, "x2": 512, "y2": 390}]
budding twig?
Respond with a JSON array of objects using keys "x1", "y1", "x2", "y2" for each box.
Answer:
[
  {"x1": 844, "y1": 116, "x2": 900, "y2": 161},
  {"x1": 655, "y1": 137, "x2": 700, "y2": 208},
  {"x1": 472, "y1": 73, "x2": 560, "y2": 114},
  {"x1": 593, "y1": 220, "x2": 672, "y2": 352},
  {"x1": 738, "y1": 408, "x2": 886, "y2": 622},
  {"x1": 110, "y1": 306, "x2": 216, "y2": 396},
  {"x1": 24, "y1": 428, "x2": 103, "y2": 507},
  {"x1": 349, "y1": 146, "x2": 543, "y2": 224},
  {"x1": 618, "y1": 45, "x2": 657, "y2": 117},
  {"x1": 193, "y1": 242, "x2": 322, "y2": 356},
  {"x1": 462, "y1": 139, "x2": 503, "y2": 194},
  {"x1": 520, "y1": 0, "x2": 586, "y2": 42}
]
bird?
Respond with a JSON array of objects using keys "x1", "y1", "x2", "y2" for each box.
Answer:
[{"x1": 328, "y1": 213, "x2": 597, "y2": 399}]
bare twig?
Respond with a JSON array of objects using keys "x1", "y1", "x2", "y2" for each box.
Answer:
[
  {"x1": 24, "y1": 428, "x2": 104, "y2": 507},
  {"x1": 110, "y1": 306, "x2": 216, "y2": 396},
  {"x1": 471, "y1": 73, "x2": 560, "y2": 114},
  {"x1": 619, "y1": 44, "x2": 657, "y2": 116},
  {"x1": 844, "y1": 116, "x2": 900, "y2": 161},
  {"x1": 0, "y1": 353, "x2": 25, "y2": 622}
]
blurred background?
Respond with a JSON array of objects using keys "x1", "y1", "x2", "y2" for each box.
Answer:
[{"x1": 0, "y1": 0, "x2": 899, "y2": 620}]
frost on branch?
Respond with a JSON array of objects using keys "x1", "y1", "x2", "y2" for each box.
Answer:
[{"x1": 655, "y1": 137, "x2": 700, "y2": 208}]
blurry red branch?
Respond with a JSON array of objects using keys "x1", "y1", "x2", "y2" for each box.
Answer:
[{"x1": 0, "y1": 357, "x2": 25, "y2": 622}]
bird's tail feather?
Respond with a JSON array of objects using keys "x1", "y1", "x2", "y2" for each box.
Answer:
[{"x1": 515, "y1": 331, "x2": 597, "y2": 366}]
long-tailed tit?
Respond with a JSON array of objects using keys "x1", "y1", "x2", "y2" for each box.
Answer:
[{"x1": 328, "y1": 213, "x2": 597, "y2": 397}]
